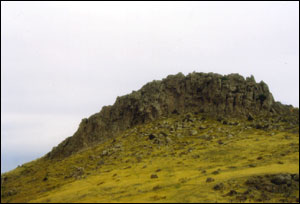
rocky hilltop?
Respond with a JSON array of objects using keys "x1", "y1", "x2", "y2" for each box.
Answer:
[
  {"x1": 46, "y1": 72, "x2": 298, "y2": 159},
  {"x1": 2, "y1": 72, "x2": 299, "y2": 203}
]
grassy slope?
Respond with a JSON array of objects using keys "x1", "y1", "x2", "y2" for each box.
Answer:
[{"x1": 1, "y1": 113, "x2": 299, "y2": 203}]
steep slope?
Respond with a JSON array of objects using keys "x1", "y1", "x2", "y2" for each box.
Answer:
[
  {"x1": 46, "y1": 72, "x2": 298, "y2": 159},
  {"x1": 1, "y1": 72, "x2": 299, "y2": 203}
]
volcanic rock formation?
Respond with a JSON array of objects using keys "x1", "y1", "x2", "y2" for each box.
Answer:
[{"x1": 46, "y1": 72, "x2": 298, "y2": 159}]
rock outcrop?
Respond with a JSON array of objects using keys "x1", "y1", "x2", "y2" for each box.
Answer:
[{"x1": 46, "y1": 72, "x2": 298, "y2": 159}]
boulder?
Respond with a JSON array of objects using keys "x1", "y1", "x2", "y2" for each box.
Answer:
[
  {"x1": 206, "y1": 177, "x2": 215, "y2": 183},
  {"x1": 213, "y1": 183, "x2": 224, "y2": 190},
  {"x1": 190, "y1": 130, "x2": 198, "y2": 136},
  {"x1": 271, "y1": 174, "x2": 292, "y2": 185}
]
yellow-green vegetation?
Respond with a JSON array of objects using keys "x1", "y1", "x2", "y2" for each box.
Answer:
[{"x1": 1, "y1": 113, "x2": 299, "y2": 203}]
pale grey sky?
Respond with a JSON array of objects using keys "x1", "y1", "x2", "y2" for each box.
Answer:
[{"x1": 1, "y1": 1, "x2": 299, "y2": 173}]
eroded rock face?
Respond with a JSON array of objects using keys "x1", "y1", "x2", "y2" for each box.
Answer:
[{"x1": 46, "y1": 72, "x2": 298, "y2": 159}]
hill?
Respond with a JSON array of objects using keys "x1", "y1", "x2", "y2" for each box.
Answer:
[{"x1": 1, "y1": 72, "x2": 299, "y2": 203}]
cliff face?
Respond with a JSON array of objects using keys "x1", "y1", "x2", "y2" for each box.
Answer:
[{"x1": 46, "y1": 72, "x2": 298, "y2": 159}]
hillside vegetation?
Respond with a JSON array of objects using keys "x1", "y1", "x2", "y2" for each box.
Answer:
[{"x1": 2, "y1": 112, "x2": 299, "y2": 203}]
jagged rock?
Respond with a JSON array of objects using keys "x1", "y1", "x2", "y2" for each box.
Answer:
[{"x1": 46, "y1": 72, "x2": 299, "y2": 159}]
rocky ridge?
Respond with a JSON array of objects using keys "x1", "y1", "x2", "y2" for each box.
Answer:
[{"x1": 46, "y1": 72, "x2": 299, "y2": 159}]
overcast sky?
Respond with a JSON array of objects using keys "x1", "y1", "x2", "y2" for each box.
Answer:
[{"x1": 1, "y1": 1, "x2": 299, "y2": 173}]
